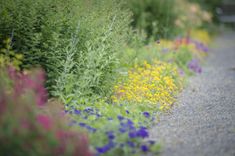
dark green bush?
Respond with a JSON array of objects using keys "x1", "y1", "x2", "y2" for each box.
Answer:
[{"x1": 0, "y1": 0, "x2": 133, "y2": 103}]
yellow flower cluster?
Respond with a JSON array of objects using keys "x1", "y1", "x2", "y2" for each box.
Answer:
[
  {"x1": 191, "y1": 29, "x2": 211, "y2": 45},
  {"x1": 112, "y1": 60, "x2": 182, "y2": 110}
]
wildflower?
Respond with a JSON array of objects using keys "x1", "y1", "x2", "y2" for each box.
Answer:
[
  {"x1": 36, "y1": 114, "x2": 52, "y2": 130},
  {"x1": 106, "y1": 131, "x2": 115, "y2": 140},
  {"x1": 84, "y1": 107, "x2": 93, "y2": 114},
  {"x1": 127, "y1": 141, "x2": 135, "y2": 148},
  {"x1": 119, "y1": 127, "x2": 126, "y2": 133},
  {"x1": 143, "y1": 112, "x2": 150, "y2": 118},
  {"x1": 117, "y1": 115, "x2": 124, "y2": 121},
  {"x1": 136, "y1": 127, "x2": 149, "y2": 138},
  {"x1": 128, "y1": 131, "x2": 137, "y2": 138},
  {"x1": 86, "y1": 126, "x2": 97, "y2": 133},
  {"x1": 74, "y1": 109, "x2": 81, "y2": 115},
  {"x1": 96, "y1": 141, "x2": 115, "y2": 154},
  {"x1": 140, "y1": 145, "x2": 149, "y2": 152},
  {"x1": 79, "y1": 122, "x2": 86, "y2": 127},
  {"x1": 188, "y1": 59, "x2": 202, "y2": 73}
]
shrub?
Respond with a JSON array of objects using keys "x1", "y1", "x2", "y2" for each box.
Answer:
[
  {"x1": 126, "y1": 0, "x2": 178, "y2": 40},
  {"x1": 0, "y1": 37, "x2": 23, "y2": 70},
  {"x1": 0, "y1": 67, "x2": 92, "y2": 156},
  {"x1": 0, "y1": 0, "x2": 133, "y2": 103}
]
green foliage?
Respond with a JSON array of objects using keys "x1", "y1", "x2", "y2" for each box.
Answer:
[
  {"x1": 126, "y1": 0, "x2": 178, "y2": 40},
  {"x1": 0, "y1": 38, "x2": 23, "y2": 69},
  {"x1": 0, "y1": 0, "x2": 133, "y2": 103}
]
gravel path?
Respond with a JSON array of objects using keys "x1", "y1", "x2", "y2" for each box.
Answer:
[{"x1": 150, "y1": 31, "x2": 235, "y2": 156}]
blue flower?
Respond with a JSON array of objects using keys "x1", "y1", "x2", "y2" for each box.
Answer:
[
  {"x1": 127, "y1": 119, "x2": 134, "y2": 125},
  {"x1": 87, "y1": 126, "x2": 97, "y2": 133},
  {"x1": 126, "y1": 110, "x2": 130, "y2": 114},
  {"x1": 128, "y1": 131, "x2": 137, "y2": 138},
  {"x1": 83, "y1": 107, "x2": 94, "y2": 114},
  {"x1": 96, "y1": 141, "x2": 115, "y2": 154},
  {"x1": 79, "y1": 122, "x2": 86, "y2": 127},
  {"x1": 106, "y1": 131, "x2": 115, "y2": 140},
  {"x1": 136, "y1": 127, "x2": 149, "y2": 138},
  {"x1": 140, "y1": 145, "x2": 149, "y2": 152},
  {"x1": 74, "y1": 109, "x2": 81, "y2": 115},
  {"x1": 127, "y1": 141, "x2": 135, "y2": 148},
  {"x1": 143, "y1": 112, "x2": 150, "y2": 118},
  {"x1": 117, "y1": 115, "x2": 124, "y2": 121},
  {"x1": 119, "y1": 127, "x2": 126, "y2": 133}
]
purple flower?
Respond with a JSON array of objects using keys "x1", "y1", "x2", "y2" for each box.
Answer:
[
  {"x1": 119, "y1": 127, "x2": 126, "y2": 133},
  {"x1": 143, "y1": 112, "x2": 150, "y2": 118},
  {"x1": 136, "y1": 127, "x2": 149, "y2": 138},
  {"x1": 79, "y1": 122, "x2": 86, "y2": 127},
  {"x1": 128, "y1": 131, "x2": 137, "y2": 138},
  {"x1": 193, "y1": 40, "x2": 209, "y2": 53},
  {"x1": 188, "y1": 59, "x2": 202, "y2": 74},
  {"x1": 127, "y1": 119, "x2": 134, "y2": 126},
  {"x1": 179, "y1": 69, "x2": 185, "y2": 77},
  {"x1": 117, "y1": 115, "x2": 124, "y2": 121},
  {"x1": 120, "y1": 119, "x2": 135, "y2": 130},
  {"x1": 84, "y1": 107, "x2": 94, "y2": 114},
  {"x1": 106, "y1": 131, "x2": 115, "y2": 140},
  {"x1": 96, "y1": 141, "x2": 115, "y2": 154},
  {"x1": 126, "y1": 110, "x2": 129, "y2": 114},
  {"x1": 87, "y1": 126, "x2": 97, "y2": 133},
  {"x1": 140, "y1": 145, "x2": 149, "y2": 152},
  {"x1": 127, "y1": 141, "x2": 135, "y2": 148},
  {"x1": 74, "y1": 109, "x2": 81, "y2": 115}
]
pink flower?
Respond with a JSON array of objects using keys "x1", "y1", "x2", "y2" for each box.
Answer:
[{"x1": 36, "y1": 114, "x2": 52, "y2": 130}]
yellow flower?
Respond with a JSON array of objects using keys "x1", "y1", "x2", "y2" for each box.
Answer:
[{"x1": 113, "y1": 60, "x2": 182, "y2": 110}]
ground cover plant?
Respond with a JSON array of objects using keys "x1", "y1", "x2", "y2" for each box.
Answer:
[{"x1": 0, "y1": 0, "x2": 217, "y2": 155}]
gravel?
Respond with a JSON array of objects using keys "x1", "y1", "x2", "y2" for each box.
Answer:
[{"x1": 149, "y1": 31, "x2": 235, "y2": 156}]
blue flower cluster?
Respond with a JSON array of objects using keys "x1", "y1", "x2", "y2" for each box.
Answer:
[{"x1": 66, "y1": 105, "x2": 158, "y2": 155}]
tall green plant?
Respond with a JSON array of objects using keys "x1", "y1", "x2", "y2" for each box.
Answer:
[{"x1": 0, "y1": 0, "x2": 133, "y2": 104}]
